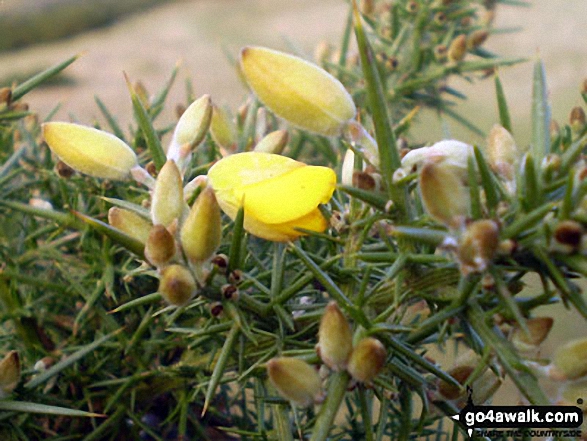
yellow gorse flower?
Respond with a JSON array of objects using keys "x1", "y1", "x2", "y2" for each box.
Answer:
[{"x1": 207, "y1": 152, "x2": 336, "y2": 242}]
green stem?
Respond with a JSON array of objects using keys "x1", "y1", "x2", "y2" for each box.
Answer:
[
  {"x1": 274, "y1": 404, "x2": 294, "y2": 441},
  {"x1": 309, "y1": 371, "x2": 351, "y2": 441}
]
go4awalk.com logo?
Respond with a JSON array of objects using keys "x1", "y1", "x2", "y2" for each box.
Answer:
[{"x1": 451, "y1": 389, "x2": 583, "y2": 438}]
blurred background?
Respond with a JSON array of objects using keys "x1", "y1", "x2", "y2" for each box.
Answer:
[{"x1": 1, "y1": 0, "x2": 587, "y2": 397}]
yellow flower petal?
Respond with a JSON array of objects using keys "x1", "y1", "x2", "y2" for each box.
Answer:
[
  {"x1": 42, "y1": 122, "x2": 137, "y2": 180},
  {"x1": 244, "y1": 165, "x2": 336, "y2": 224},
  {"x1": 240, "y1": 46, "x2": 356, "y2": 136},
  {"x1": 208, "y1": 152, "x2": 335, "y2": 241}
]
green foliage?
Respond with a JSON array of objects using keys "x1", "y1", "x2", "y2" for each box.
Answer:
[{"x1": 1, "y1": 1, "x2": 587, "y2": 440}]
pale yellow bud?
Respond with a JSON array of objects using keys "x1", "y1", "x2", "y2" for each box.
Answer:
[
  {"x1": 267, "y1": 357, "x2": 322, "y2": 407},
  {"x1": 0, "y1": 351, "x2": 20, "y2": 397},
  {"x1": 180, "y1": 187, "x2": 222, "y2": 263},
  {"x1": 317, "y1": 302, "x2": 353, "y2": 371},
  {"x1": 210, "y1": 105, "x2": 237, "y2": 151},
  {"x1": 419, "y1": 162, "x2": 469, "y2": 229},
  {"x1": 145, "y1": 225, "x2": 176, "y2": 267},
  {"x1": 341, "y1": 148, "x2": 356, "y2": 186},
  {"x1": 254, "y1": 130, "x2": 289, "y2": 154},
  {"x1": 151, "y1": 160, "x2": 184, "y2": 227},
  {"x1": 347, "y1": 337, "x2": 386, "y2": 383},
  {"x1": 401, "y1": 139, "x2": 473, "y2": 179},
  {"x1": 457, "y1": 220, "x2": 500, "y2": 274},
  {"x1": 240, "y1": 46, "x2": 356, "y2": 136},
  {"x1": 108, "y1": 207, "x2": 152, "y2": 244},
  {"x1": 553, "y1": 337, "x2": 587, "y2": 380},
  {"x1": 487, "y1": 124, "x2": 519, "y2": 181},
  {"x1": 42, "y1": 122, "x2": 138, "y2": 180},
  {"x1": 167, "y1": 95, "x2": 212, "y2": 162},
  {"x1": 159, "y1": 264, "x2": 197, "y2": 306},
  {"x1": 448, "y1": 34, "x2": 467, "y2": 62}
]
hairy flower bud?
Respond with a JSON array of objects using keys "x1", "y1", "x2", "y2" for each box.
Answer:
[
  {"x1": 457, "y1": 220, "x2": 500, "y2": 274},
  {"x1": 159, "y1": 264, "x2": 197, "y2": 306},
  {"x1": 151, "y1": 160, "x2": 184, "y2": 228},
  {"x1": 347, "y1": 337, "x2": 386, "y2": 383},
  {"x1": 108, "y1": 207, "x2": 152, "y2": 244},
  {"x1": 240, "y1": 46, "x2": 356, "y2": 136},
  {"x1": 210, "y1": 105, "x2": 237, "y2": 151},
  {"x1": 448, "y1": 34, "x2": 467, "y2": 62},
  {"x1": 145, "y1": 225, "x2": 176, "y2": 267},
  {"x1": 254, "y1": 130, "x2": 289, "y2": 154},
  {"x1": 42, "y1": 122, "x2": 138, "y2": 180},
  {"x1": 419, "y1": 162, "x2": 469, "y2": 229},
  {"x1": 0, "y1": 351, "x2": 20, "y2": 397},
  {"x1": 553, "y1": 337, "x2": 587, "y2": 380},
  {"x1": 180, "y1": 187, "x2": 222, "y2": 263},
  {"x1": 317, "y1": 302, "x2": 353, "y2": 371},
  {"x1": 267, "y1": 357, "x2": 322, "y2": 407},
  {"x1": 487, "y1": 124, "x2": 519, "y2": 181},
  {"x1": 167, "y1": 95, "x2": 212, "y2": 162}
]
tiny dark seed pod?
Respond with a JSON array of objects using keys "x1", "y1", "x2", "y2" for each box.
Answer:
[
  {"x1": 228, "y1": 269, "x2": 243, "y2": 285},
  {"x1": 211, "y1": 254, "x2": 229, "y2": 274},
  {"x1": 221, "y1": 284, "x2": 238, "y2": 300},
  {"x1": 55, "y1": 160, "x2": 76, "y2": 178},
  {"x1": 210, "y1": 302, "x2": 223, "y2": 317}
]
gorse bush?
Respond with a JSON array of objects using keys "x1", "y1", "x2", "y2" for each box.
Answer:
[{"x1": 1, "y1": 0, "x2": 587, "y2": 439}]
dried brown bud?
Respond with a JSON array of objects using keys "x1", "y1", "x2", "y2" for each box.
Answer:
[
  {"x1": 467, "y1": 30, "x2": 489, "y2": 49},
  {"x1": 552, "y1": 220, "x2": 584, "y2": 254},
  {"x1": 360, "y1": 0, "x2": 375, "y2": 15},
  {"x1": 210, "y1": 302, "x2": 223, "y2": 317},
  {"x1": 211, "y1": 254, "x2": 229, "y2": 274},
  {"x1": 433, "y1": 12, "x2": 447, "y2": 26},
  {"x1": 221, "y1": 284, "x2": 239, "y2": 301},
  {"x1": 512, "y1": 317, "x2": 554, "y2": 349},
  {"x1": 228, "y1": 269, "x2": 243, "y2": 285},
  {"x1": 438, "y1": 365, "x2": 472, "y2": 400},
  {"x1": 406, "y1": 1, "x2": 419, "y2": 14},
  {"x1": 570, "y1": 106, "x2": 586, "y2": 132},
  {"x1": 347, "y1": 337, "x2": 386, "y2": 383},
  {"x1": 434, "y1": 44, "x2": 448, "y2": 62},
  {"x1": 352, "y1": 171, "x2": 379, "y2": 191},
  {"x1": 55, "y1": 160, "x2": 76, "y2": 178},
  {"x1": 0, "y1": 87, "x2": 12, "y2": 107}
]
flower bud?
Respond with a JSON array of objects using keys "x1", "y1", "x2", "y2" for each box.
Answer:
[
  {"x1": 419, "y1": 162, "x2": 469, "y2": 229},
  {"x1": 210, "y1": 105, "x2": 237, "y2": 151},
  {"x1": 151, "y1": 160, "x2": 184, "y2": 228},
  {"x1": 347, "y1": 337, "x2": 386, "y2": 383},
  {"x1": 167, "y1": 95, "x2": 212, "y2": 162},
  {"x1": 180, "y1": 187, "x2": 222, "y2": 263},
  {"x1": 254, "y1": 130, "x2": 289, "y2": 154},
  {"x1": 457, "y1": 220, "x2": 499, "y2": 274},
  {"x1": 159, "y1": 264, "x2": 197, "y2": 306},
  {"x1": 0, "y1": 351, "x2": 20, "y2": 397},
  {"x1": 552, "y1": 220, "x2": 584, "y2": 254},
  {"x1": 317, "y1": 302, "x2": 353, "y2": 371},
  {"x1": 0, "y1": 87, "x2": 12, "y2": 108},
  {"x1": 570, "y1": 106, "x2": 586, "y2": 133},
  {"x1": 487, "y1": 124, "x2": 519, "y2": 181},
  {"x1": 267, "y1": 357, "x2": 322, "y2": 407},
  {"x1": 467, "y1": 30, "x2": 489, "y2": 49},
  {"x1": 240, "y1": 46, "x2": 356, "y2": 136},
  {"x1": 341, "y1": 148, "x2": 356, "y2": 186},
  {"x1": 512, "y1": 317, "x2": 553, "y2": 351},
  {"x1": 108, "y1": 207, "x2": 152, "y2": 244},
  {"x1": 145, "y1": 225, "x2": 176, "y2": 267},
  {"x1": 344, "y1": 121, "x2": 379, "y2": 167},
  {"x1": 448, "y1": 34, "x2": 467, "y2": 62},
  {"x1": 438, "y1": 365, "x2": 473, "y2": 400},
  {"x1": 553, "y1": 337, "x2": 587, "y2": 380},
  {"x1": 42, "y1": 122, "x2": 138, "y2": 180}
]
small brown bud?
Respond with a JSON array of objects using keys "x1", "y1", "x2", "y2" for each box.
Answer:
[
  {"x1": 55, "y1": 160, "x2": 76, "y2": 178},
  {"x1": 457, "y1": 220, "x2": 500, "y2": 274},
  {"x1": 317, "y1": 302, "x2": 353, "y2": 371},
  {"x1": 158, "y1": 265, "x2": 197, "y2": 306},
  {"x1": 448, "y1": 35, "x2": 467, "y2": 62},
  {"x1": 0, "y1": 351, "x2": 20, "y2": 396},
  {"x1": 145, "y1": 224, "x2": 176, "y2": 267},
  {"x1": 145, "y1": 161, "x2": 157, "y2": 177},
  {"x1": 221, "y1": 284, "x2": 239, "y2": 301},
  {"x1": 352, "y1": 171, "x2": 377, "y2": 191},
  {"x1": 0, "y1": 87, "x2": 12, "y2": 107},
  {"x1": 211, "y1": 254, "x2": 229, "y2": 274},
  {"x1": 267, "y1": 357, "x2": 323, "y2": 407},
  {"x1": 406, "y1": 1, "x2": 419, "y2": 14},
  {"x1": 210, "y1": 302, "x2": 223, "y2": 317},
  {"x1": 552, "y1": 220, "x2": 584, "y2": 254},
  {"x1": 347, "y1": 337, "x2": 386, "y2": 383},
  {"x1": 360, "y1": 0, "x2": 375, "y2": 15},
  {"x1": 467, "y1": 30, "x2": 489, "y2": 49},
  {"x1": 570, "y1": 106, "x2": 586, "y2": 133},
  {"x1": 433, "y1": 12, "x2": 447, "y2": 26},
  {"x1": 434, "y1": 44, "x2": 448, "y2": 62},
  {"x1": 228, "y1": 269, "x2": 243, "y2": 285},
  {"x1": 175, "y1": 104, "x2": 187, "y2": 120},
  {"x1": 512, "y1": 317, "x2": 553, "y2": 349},
  {"x1": 438, "y1": 365, "x2": 472, "y2": 400},
  {"x1": 553, "y1": 337, "x2": 587, "y2": 380}
]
